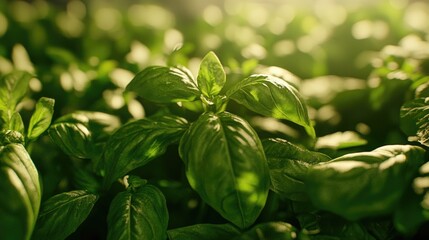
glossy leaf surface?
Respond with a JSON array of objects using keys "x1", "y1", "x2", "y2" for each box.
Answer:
[
  {"x1": 0, "y1": 143, "x2": 41, "y2": 240},
  {"x1": 33, "y1": 190, "x2": 98, "y2": 240},
  {"x1": 197, "y1": 51, "x2": 226, "y2": 97},
  {"x1": 179, "y1": 112, "x2": 269, "y2": 228},
  {"x1": 27, "y1": 97, "x2": 55, "y2": 141},
  {"x1": 126, "y1": 66, "x2": 200, "y2": 103},
  {"x1": 306, "y1": 145, "x2": 425, "y2": 220},
  {"x1": 102, "y1": 115, "x2": 188, "y2": 187},
  {"x1": 107, "y1": 184, "x2": 169, "y2": 240},
  {"x1": 263, "y1": 138, "x2": 330, "y2": 201},
  {"x1": 227, "y1": 74, "x2": 315, "y2": 138}
]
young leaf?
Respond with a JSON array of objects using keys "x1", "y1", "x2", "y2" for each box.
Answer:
[
  {"x1": 227, "y1": 74, "x2": 315, "y2": 138},
  {"x1": 305, "y1": 145, "x2": 426, "y2": 220},
  {"x1": 0, "y1": 130, "x2": 25, "y2": 145},
  {"x1": 263, "y1": 138, "x2": 331, "y2": 201},
  {"x1": 27, "y1": 97, "x2": 55, "y2": 141},
  {"x1": 126, "y1": 66, "x2": 200, "y2": 103},
  {"x1": 237, "y1": 222, "x2": 298, "y2": 240},
  {"x1": 179, "y1": 112, "x2": 270, "y2": 228},
  {"x1": 0, "y1": 143, "x2": 41, "y2": 240},
  {"x1": 400, "y1": 97, "x2": 429, "y2": 147},
  {"x1": 107, "y1": 183, "x2": 168, "y2": 240},
  {"x1": 32, "y1": 190, "x2": 98, "y2": 240},
  {"x1": 197, "y1": 51, "x2": 226, "y2": 97},
  {"x1": 167, "y1": 224, "x2": 241, "y2": 240},
  {"x1": 10, "y1": 111, "x2": 25, "y2": 133},
  {"x1": 0, "y1": 71, "x2": 32, "y2": 110},
  {"x1": 102, "y1": 115, "x2": 188, "y2": 187}
]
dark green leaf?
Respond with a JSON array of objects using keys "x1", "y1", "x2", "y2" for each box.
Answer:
[
  {"x1": 102, "y1": 115, "x2": 188, "y2": 187},
  {"x1": 227, "y1": 74, "x2": 315, "y2": 138},
  {"x1": 0, "y1": 71, "x2": 32, "y2": 110},
  {"x1": 27, "y1": 97, "x2": 55, "y2": 141},
  {"x1": 49, "y1": 122, "x2": 94, "y2": 159},
  {"x1": 400, "y1": 97, "x2": 429, "y2": 147},
  {"x1": 179, "y1": 112, "x2": 269, "y2": 228},
  {"x1": 306, "y1": 145, "x2": 425, "y2": 220},
  {"x1": 0, "y1": 143, "x2": 41, "y2": 240},
  {"x1": 107, "y1": 183, "x2": 168, "y2": 240},
  {"x1": 49, "y1": 111, "x2": 120, "y2": 159},
  {"x1": 263, "y1": 138, "x2": 330, "y2": 201},
  {"x1": 167, "y1": 224, "x2": 240, "y2": 240},
  {"x1": 32, "y1": 190, "x2": 98, "y2": 240},
  {"x1": 236, "y1": 222, "x2": 298, "y2": 240},
  {"x1": 126, "y1": 66, "x2": 200, "y2": 103},
  {"x1": 197, "y1": 51, "x2": 226, "y2": 97}
]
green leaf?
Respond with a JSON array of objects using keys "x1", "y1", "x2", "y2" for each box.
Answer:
[
  {"x1": 126, "y1": 66, "x2": 200, "y2": 103},
  {"x1": 0, "y1": 143, "x2": 41, "y2": 240},
  {"x1": 48, "y1": 122, "x2": 94, "y2": 159},
  {"x1": 197, "y1": 51, "x2": 226, "y2": 97},
  {"x1": 102, "y1": 115, "x2": 188, "y2": 187},
  {"x1": 27, "y1": 97, "x2": 55, "y2": 141},
  {"x1": 179, "y1": 112, "x2": 270, "y2": 228},
  {"x1": 227, "y1": 74, "x2": 315, "y2": 138},
  {"x1": 107, "y1": 183, "x2": 168, "y2": 240},
  {"x1": 167, "y1": 224, "x2": 241, "y2": 240},
  {"x1": 305, "y1": 145, "x2": 426, "y2": 220},
  {"x1": 263, "y1": 138, "x2": 330, "y2": 201},
  {"x1": 9, "y1": 111, "x2": 24, "y2": 133},
  {"x1": 49, "y1": 111, "x2": 121, "y2": 159},
  {"x1": 236, "y1": 222, "x2": 298, "y2": 240},
  {"x1": 0, "y1": 71, "x2": 32, "y2": 110},
  {"x1": 0, "y1": 130, "x2": 25, "y2": 145},
  {"x1": 32, "y1": 190, "x2": 98, "y2": 240},
  {"x1": 400, "y1": 97, "x2": 429, "y2": 147}
]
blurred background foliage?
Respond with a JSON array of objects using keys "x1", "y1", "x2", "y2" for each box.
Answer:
[{"x1": 1, "y1": 0, "x2": 429, "y2": 237}]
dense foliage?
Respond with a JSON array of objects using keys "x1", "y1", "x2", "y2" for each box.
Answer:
[{"x1": 1, "y1": 0, "x2": 429, "y2": 239}]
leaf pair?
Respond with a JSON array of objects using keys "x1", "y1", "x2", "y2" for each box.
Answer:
[{"x1": 127, "y1": 51, "x2": 315, "y2": 138}]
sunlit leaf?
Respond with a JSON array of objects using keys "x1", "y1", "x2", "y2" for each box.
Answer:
[
  {"x1": 179, "y1": 112, "x2": 269, "y2": 228},
  {"x1": 306, "y1": 145, "x2": 425, "y2": 220},
  {"x1": 197, "y1": 51, "x2": 226, "y2": 97},
  {"x1": 27, "y1": 97, "x2": 55, "y2": 141},
  {"x1": 227, "y1": 74, "x2": 315, "y2": 138},
  {"x1": 126, "y1": 66, "x2": 200, "y2": 103}
]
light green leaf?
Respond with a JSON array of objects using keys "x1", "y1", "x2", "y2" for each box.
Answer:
[
  {"x1": 32, "y1": 190, "x2": 98, "y2": 240},
  {"x1": 49, "y1": 122, "x2": 94, "y2": 159},
  {"x1": 107, "y1": 183, "x2": 168, "y2": 240},
  {"x1": 126, "y1": 66, "x2": 200, "y2": 103},
  {"x1": 167, "y1": 224, "x2": 240, "y2": 240},
  {"x1": 0, "y1": 143, "x2": 41, "y2": 240},
  {"x1": 315, "y1": 131, "x2": 367, "y2": 150},
  {"x1": 10, "y1": 111, "x2": 24, "y2": 133},
  {"x1": 0, "y1": 71, "x2": 32, "y2": 110},
  {"x1": 227, "y1": 74, "x2": 315, "y2": 138},
  {"x1": 102, "y1": 115, "x2": 188, "y2": 187},
  {"x1": 306, "y1": 145, "x2": 426, "y2": 220},
  {"x1": 197, "y1": 51, "x2": 226, "y2": 97},
  {"x1": 263, "y1": 138, "x2": 330, "y2": 201},
  {"x1": 27, "y1": 97, "x2": 55, "y2": 141},
  {"x1": 179, "y1": 112, "x2": 269, "y2": 228}
]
